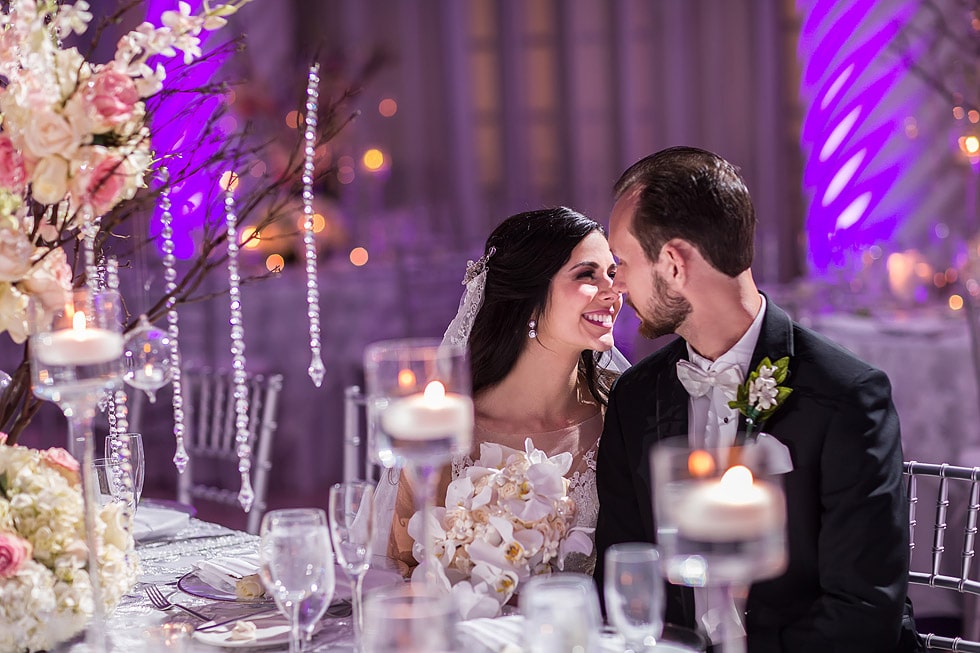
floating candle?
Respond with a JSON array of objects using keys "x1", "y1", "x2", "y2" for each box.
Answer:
[
  {"x1": 34, "y1": 312, "x2": 123, "y2": 367},
  {"x1": 676, "y1": 465, "x2": 784, "y2": 541},
  {"x1": 380, "y1": 380, "x2": 473, "y2": 442}
]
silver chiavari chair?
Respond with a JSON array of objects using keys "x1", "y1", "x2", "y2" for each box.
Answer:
[{"x1": 905, "y1": 461, "x2": 980, "y2": 652}]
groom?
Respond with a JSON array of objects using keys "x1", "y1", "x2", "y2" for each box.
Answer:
[{"x1": 594, "y1": 146, "x2": 920, "y2": 652}]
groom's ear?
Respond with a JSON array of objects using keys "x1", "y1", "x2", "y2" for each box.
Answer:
[{"x1": 661, "y1": 239, "x2": 689, "y2": 286}]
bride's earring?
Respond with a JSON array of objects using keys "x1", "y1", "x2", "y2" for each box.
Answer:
[{"x1": 528, "y1": 319, "x2": 537, "y2": 339}]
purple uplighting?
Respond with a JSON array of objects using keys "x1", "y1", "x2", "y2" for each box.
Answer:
[
  {"x1": 146, "y1": 0, "x2": 230, "y2": 259},
  {"x1": 797, "y1": 0, "x2": 917, "y2": 272}
]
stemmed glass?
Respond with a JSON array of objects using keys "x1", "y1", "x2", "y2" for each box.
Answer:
[
  {"x1": 651, "y1": 436, "x2": 788, "y2": 653},
  {"x1": 105, "y1": 432, "x2": 144, "y2": 509},
  {"x1": 363, "y1": 338, "x2": 472, "y2": 582},
  {"x1": 604, "y1": 543, "x2": 665, "y2": 652},
  {"x1": 328, "y1": 481, "x2": 375, "y2": 649},
  {"x1": 29, "y1": 288, "x2": 124, "y2": 653},
  {"x1": 520, "y1": 573, "x2": 603, "y2": 653},
  {"x1": 259, "y1": 508, "x2": 336, "y2": 653},
  {"x1": 361, "y1": 584, "x2": 457, "y2": 652}
]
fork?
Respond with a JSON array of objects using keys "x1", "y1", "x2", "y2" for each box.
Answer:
[{"x1": 144, "y1": 584, "x2": 211, "y2": 621}]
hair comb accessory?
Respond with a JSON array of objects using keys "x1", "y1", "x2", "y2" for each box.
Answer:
[{"x1": 463, "y1": 246, "x2": 496, "y2": 285}]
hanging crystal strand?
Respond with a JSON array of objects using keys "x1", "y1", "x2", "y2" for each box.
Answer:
[
  {"x1": 159, "y1": 169, "x2": 189, "y2": 473},
  {"x1": 100, "y1": 256, "x2": 121, "y2": 431},
  {"x1": 224, "y1": 174, "x2": 255, "y2": 511},
  {"x1": 105, "y1": 257, "x2": 135, "y2": 524},
  {"x1": 302, "y1": 63, "x2": 325, "y2": 387}
]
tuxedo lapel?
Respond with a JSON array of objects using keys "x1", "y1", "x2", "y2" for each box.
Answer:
[
  {"x1": 655, "y1": 344, "x2": 689, "y2": 440},
  {"x1": 740, "y1": 298, "x2": 796, "y2": 433}
]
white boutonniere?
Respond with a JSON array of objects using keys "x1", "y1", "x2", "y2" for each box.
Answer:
[{"x1": 728, "y1": 356, "x2": 792, "y2": 443}]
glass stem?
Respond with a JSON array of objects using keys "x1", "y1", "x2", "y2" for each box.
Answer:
[
  {"x1": 66, "y1": 401, "x2": 107, "y2": 653},
  {"x1": 352, "y1": 571, "x2": 366, "y2": 649},
  {"x1": 406, "y1": 461, "x2": 442, "y2": 584},
  {"x1": 289, "y1": 602, "x2": 303, "y2": 653},
  {"x1": 716, "y1": 583, "x2": 747, "y2": 653}
]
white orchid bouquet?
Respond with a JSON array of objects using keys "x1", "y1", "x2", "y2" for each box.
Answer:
[
  {"x1": 0, "y1": 435, "x2": 138, "y2": 653},
  {"x1": 408, "y1": 438, "x2": 593, "y2": 619}
]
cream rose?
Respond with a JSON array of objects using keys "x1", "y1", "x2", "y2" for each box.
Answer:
[
  {"x1": 21, "y1": 247, "x2": 72, "y2": 313},
  {"x1": 21, "y1": 109, "x2": 80, "y2": 160},
  {"x1": 0, "y1": 283, "x2": 29, "y2": 343},
  {"x1": 30, "y1": 156, "x2": 70, "y2": 205}
]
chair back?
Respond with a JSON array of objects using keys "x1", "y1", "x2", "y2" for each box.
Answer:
[
  {"x1": 178, "y1": 368, "x2": 284, "y2": 534},
  {"x1": 343, "y1": 385, "x2": 382, "y2": 484},
  {"x1": 904, "y1": 461, "x2": 980, "y2": 652}
]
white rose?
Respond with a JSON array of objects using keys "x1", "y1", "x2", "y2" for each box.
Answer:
[
  {"x1": 0, "y1": 228, "x2": 32, "y2": 281},
  {"x1": 98, "y1": 501, "x2": 129, "y2": 551},
  {"x1": 21, "y1": 109, "x2": 80, "y2": 159},
  {"x1": 0, "y1": 282, "x2": 29, "y2": 343},
  {"x1": 30, "y1": 156, "x2": 70, "y2": 205}
]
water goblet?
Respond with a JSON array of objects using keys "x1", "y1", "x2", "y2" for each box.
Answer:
[
  {"x1": 29, "y1": 288, "x2": 124, "y2": 653},
  {"x1": 520, "y1": 573, "x2": 602, "y2": 653},
  {"x1": 91, "y1": 457, "x2": 133, "y2": 508},
  {"x1": 259, "y1": 508, "x2": 336, "y2": 653},
  {"x1": 604, "y1": 543, "x2": 665, "y2": 652},
  {"x1": 104, "y1": 432, "x2": 144, "y2": 508},
  {"x1": 361, "y1": 584, "x2": 457, "y2": 652},
  {"x1": 328, "y1": 481, "x2": 375, "y2": 648},
  {"x1": 363, "y1": 338, "x2": 472, "y2": 583}
]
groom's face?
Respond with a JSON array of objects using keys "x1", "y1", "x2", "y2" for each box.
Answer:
[{"x1": 609, "y1": 189, "x2": 691, "y2": 339}]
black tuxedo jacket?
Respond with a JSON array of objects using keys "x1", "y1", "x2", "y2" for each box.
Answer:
[{"x1": 595, "y1": 301, "x2": 918, "y2": 652}]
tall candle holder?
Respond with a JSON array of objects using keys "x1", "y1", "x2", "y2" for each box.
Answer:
[
  {"x1": 28, "y1": 288, "x2": 125, "y2": 653},
  {"x1": 363, "y1": 338, "x2": 473, "y2": 582},
  {"x1": 651, "y1": 436, "x2": 788, "y2": 653}
]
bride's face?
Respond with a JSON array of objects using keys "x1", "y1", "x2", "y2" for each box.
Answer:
[{"x1": 536, "y1": 231, "x2": 621, "y2": 355}]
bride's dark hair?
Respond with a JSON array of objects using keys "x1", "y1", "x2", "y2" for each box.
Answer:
[{"x1": 469, "y1": 206, "x2": 616, "y2": 406}]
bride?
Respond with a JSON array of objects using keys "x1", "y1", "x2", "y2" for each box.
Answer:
[{"x1": 378, "y1": 206, "x2": 624, "y2": 575}]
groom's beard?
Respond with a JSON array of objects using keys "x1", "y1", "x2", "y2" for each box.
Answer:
[{"x1": 631, "y1": 270, "x2": 691, "y2": 339}]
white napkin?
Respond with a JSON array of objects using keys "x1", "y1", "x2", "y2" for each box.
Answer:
[
  {"x1": 133, "y1": 506, "x2": 191, "y2": 541},
  {"x1": 746, "y1": 433, "x2": 794, "y2": 475},
  {"x1": 193, "y1": 553, "x2": 261, "y2": 594}
]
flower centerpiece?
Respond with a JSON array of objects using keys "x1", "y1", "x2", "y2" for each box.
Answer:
[
  {"x1": 0, "y1": 435, "x2": 137, "y2": 653},
  {"x1": 408, "y1": 438, "x2": 593, "y2": 619}
]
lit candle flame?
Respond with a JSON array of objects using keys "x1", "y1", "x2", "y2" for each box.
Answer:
[
  {"x1": 72, "y1": 311, "x2": 86, "y2": 332},
  {"x1": 397, "y1": 369, "x2": 416, "y2": 389},
  {"x1": 144, "y1": 363, "x2": 154, "y2": 377},
  {"x1": 719, "y1": 465, "x2": 754, "y2": 497},
  {"x1": 688, "y1": 449, "x2": 716, "y2": 477},
  {"x1": 423, "y1": 380, "x2": 446, "y2": 401}
]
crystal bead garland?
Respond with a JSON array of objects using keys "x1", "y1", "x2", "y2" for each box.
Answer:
[
  {"x1": 302, "y1": 63, "x2": 325, "y2": 387},
  {"x1": 224, "y1": 175, "x2": 255, "y2": 511},
  {"x1": 105, "y1": 257, "x2": 136, "y2": 524},
  {"x1": 159, "y1": 170, "x2": 189, "y2": 473}
]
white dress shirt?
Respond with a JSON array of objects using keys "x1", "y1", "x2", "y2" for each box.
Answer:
[{"x1": 685, "y1": 295, "x2": 766, "y2": 450}]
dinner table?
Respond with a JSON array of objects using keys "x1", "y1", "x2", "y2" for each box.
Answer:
[{"x1": 69, "y1": 501, "x2": 703, "y2": 653}]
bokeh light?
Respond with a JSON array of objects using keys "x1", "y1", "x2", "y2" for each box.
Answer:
[
  {"x1": 265, "y1": 254, "x2": 284, "y2": 271},
  {"x1": 362, "y1": 148, "x2": 385, "y2": 171},
  {"x1": 379, "y1": 98, "x2": 398, "y2": 117},
  {"x1": 349, "y1": 247, "x2": 369, "y2": 266}
]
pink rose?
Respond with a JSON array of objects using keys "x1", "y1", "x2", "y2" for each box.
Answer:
[
  {"x1": 73, "y1": 151, "x2": 126, "y2": 215},
  {"x1": 83, "y1": 68, "x2": 139, "y2": 130},
  {"x1": 42, "y1": 447, "x2": 80, "y2": 484},
  {"x1": 0, "y1": 531, "x2": 32, "y2": 578},
  {"x1": 0, "y1": 135, "x2": 26, "y2": 190}
]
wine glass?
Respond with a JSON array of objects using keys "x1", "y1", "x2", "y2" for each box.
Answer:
[
  {"x1": 91, "y1": 457, "x2": 132, "y2": 508},
  {"x1": 361, "y1": 584, "x2": 457, "y2": 652},
  {"x1": 259, "y1": 508, "x2": 336, "y2": 653},
  {"x1": 651, "y1": 436, "x2": 788, "y2": 653},
  {"x1": 363, "y1": 338, "x2": 472, "y2": 582},
  {"x1": 604, "y1": 543, "x2": 665, "y2": 652},
  {"x1": 104, "y1": 432, "x2": 144, "y2": 509},
  {"x1": 520, "y1": 573, "x2": 603, "y2": 653},
  {"x1": 328, "y1": 481, "x2": 375, "y2": 649},
  {"x1": 29, "y1": 288, "x2": 124, "y2": 653}
]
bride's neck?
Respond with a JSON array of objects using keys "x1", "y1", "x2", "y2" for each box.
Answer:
[{"x1": 475, "y1": 346, "x2": 595, "y2": 430}]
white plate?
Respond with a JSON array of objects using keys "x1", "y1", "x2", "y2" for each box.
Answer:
[
  {"x1": 178, "y1": 564, "x2": 405, "y2": 603},
  {"x1": 193, "y1": 611, "x2": 322, "y2": 648}
]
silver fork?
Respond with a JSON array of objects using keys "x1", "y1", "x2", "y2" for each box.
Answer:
[{"x1": 144, "y1": 584, "x2": 211, "y2": 621}]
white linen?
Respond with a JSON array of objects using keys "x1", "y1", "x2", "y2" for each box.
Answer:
[{"x1": 133, "y1": 505, "x2": 191, "y2": 541}]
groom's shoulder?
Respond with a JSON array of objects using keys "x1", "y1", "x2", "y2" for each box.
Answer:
[{"x1": 615, "y1": 338, "x2": 685, "y2": 389}]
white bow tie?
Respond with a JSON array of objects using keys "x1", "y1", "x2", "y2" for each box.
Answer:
[{"x1": 675, "y1": 360, "x2": 744, "y2": 400}]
